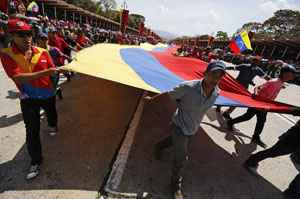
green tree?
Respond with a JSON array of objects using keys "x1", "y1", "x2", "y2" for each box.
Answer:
[
  {"x1": 263, "y1": 9, "x2": 300, "y2": 39},
  {"x1": 215, "y1": 31, "x2": 229, "y2": 40},
  {"x1": 242, "y1": 22, "x2": 263, "y2": 33},
  {"x1": 107, "y1": 10, "x2": 120, "y2": 23},
  {"x1": 66, "y1": 0, "x2": 98, "y2": 13},
  {"x1": 240, "y1": 9, "x2": 300, "y2": 40},
  {"x1": 128, "y1": 14, "x2": 145, "y2": 29},
  {"x1": 97, "y1": 0, "x2": 117, "y2": 13},
  {"x1": 66, "y1": 0, "x2": 118, "y2": 21}
]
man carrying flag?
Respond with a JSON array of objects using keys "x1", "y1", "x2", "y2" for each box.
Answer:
[
  {"x1": 227, "y1": 64, "x2": 296, "y2": 148},
  {"x1": 0, "y1": 19, "x2": 61, "y2": 180},
  {"x1": 145, "y1": 61, "x2": 226, "y2": 199}
]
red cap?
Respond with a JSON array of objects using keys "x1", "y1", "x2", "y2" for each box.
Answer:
[{"x1": 8, "y1": 19, "x2": 32, "y2": 33}]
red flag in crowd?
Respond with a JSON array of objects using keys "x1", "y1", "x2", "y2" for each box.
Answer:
[
  {"x1": 139, "y1": 22, "x2": 144, "y2": 35},
  {"x1": 120, "y1": 9, "x2": 129, "y2": 33}
]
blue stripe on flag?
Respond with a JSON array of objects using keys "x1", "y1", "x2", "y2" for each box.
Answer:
[
  {"x1": 215, "y1": 95, "x2": 247, "y2": 107},
  {"x1": 235, "y1": 35, "x2": 248, "y2": 52},
  {"x1": 120, "y1": 48, "x2": 182, "y2": 92}
]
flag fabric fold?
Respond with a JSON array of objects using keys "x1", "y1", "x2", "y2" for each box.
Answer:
[{"x1": 64, "y1": 43, "x2": 298, "y2": 114}]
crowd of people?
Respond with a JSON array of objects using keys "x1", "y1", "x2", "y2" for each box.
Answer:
[
  {"x1": 0, "y1": 0, "x2": 157, "y2": 51},
  {"x1": 174, "y1": 44, "x2": 300, "y2": 85}
]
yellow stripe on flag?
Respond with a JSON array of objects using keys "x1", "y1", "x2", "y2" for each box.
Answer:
[
  {"x1": 64, "y1": 43, "x2": 160, "y2": 93},
  {"x1": 240, "y1": 31, "x2": 252, "y2": 50}
]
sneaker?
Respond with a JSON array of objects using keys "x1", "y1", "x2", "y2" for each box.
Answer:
[
  {"x1": 173, "y1": 190, "x2": 184, "y2": 199},
  {"x1": 26, "y1": 164, "x2": 40, "y2": 180},
  {"x1": 46, "y1": 126, "x2": 58, "y2": 136},
  {"x1": 172, "y1": 177, "x2": 184, "y2": 199},
  {"x1": 40, "y1": 109, "x2": 45, "y2": 119},
  {"x1": 251, "y1": 137, "x2": 267, "y2": 148}
]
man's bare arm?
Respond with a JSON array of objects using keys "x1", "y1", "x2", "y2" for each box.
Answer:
[{"x1": 12, "y1": 68, "x2": 59, "y2": 84}]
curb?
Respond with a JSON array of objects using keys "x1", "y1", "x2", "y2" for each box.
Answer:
[{"x1": 101, "y1": 91, "x2": 153, "y2": 199}]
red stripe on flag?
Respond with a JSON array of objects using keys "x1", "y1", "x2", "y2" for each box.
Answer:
[
  {"x1": 149, "y1": 50, "x2": 295, "y2": 114},
  {"x1": 229, "y1": 40, "x2": 240, "y2": 54}
]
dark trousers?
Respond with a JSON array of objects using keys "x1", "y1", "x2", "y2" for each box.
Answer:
[
  {"x1": 230, "y1": 108, "x2": 267, "y2": 139},
  {"x1": 286, "y1": 174, "x2": 300, "y2": 197},
  {"x1": 156, "y1": 123, "x2": 190, "y2": 185},
  {"x1": 246, "y1": 139, "x2": 293, "y2": 166},
  {"x1": 246, "y1": 124, "x2": 300, "y2": 166},
  {"x1": 247, "y1": 124, "x2": 300, "y2": 196},
  {"x1": 20, "y1": 96, "x2": 58, "y2": 165}
]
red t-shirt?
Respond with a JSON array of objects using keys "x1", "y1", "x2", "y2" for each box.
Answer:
[
  {"x1": 49, "y1": 35, "x2": 69, "y2": 53},
  {"x1": 76, "y1": 35, "x2": 88, "y2": 47},
  {"x1": 0, "y1": 45, "x2": 56, "y2": 99}
]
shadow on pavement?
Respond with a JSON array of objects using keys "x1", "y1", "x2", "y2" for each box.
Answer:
[
  {"x1": 0, "y1": 113, "x2": 23, "y2": 128},
  {"x1": 0, "y1": 75, "x2": 142, "y2": 195}
]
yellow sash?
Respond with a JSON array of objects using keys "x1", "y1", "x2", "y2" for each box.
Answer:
[{"x1": 1, "y1": 47, "x2": 46, "y2": 73}]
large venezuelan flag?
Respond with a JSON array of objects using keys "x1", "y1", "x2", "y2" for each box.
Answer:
[
  {"x1": 64, "y1": 43, "x2": 298, "y2": 114},
  {"x1": 229, "y1": 31, "x2": 252, "y2": 54}
]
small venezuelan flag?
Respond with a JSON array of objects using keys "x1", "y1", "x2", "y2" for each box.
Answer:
[{"x1": 229, "y1": 31, "x2": 252, "y2": 54}]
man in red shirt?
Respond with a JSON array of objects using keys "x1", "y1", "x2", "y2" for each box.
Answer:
[
  {"x1": 227, "y1": 65, "x2": 296, "y2": 148},
  {"x1": 0, "y1": 19, "x2": 61, "y2": 180},
  {"x1": 48, "y1": 27, "x2": 71, "y2": 53},
  {"x1": 48, "y1": 27, "x2": 76, "y2": 81},
  {"x1": 76, "y1": 31, "x2": 90, "y2": 48}
]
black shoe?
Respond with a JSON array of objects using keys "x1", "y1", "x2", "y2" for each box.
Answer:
[
  {"x1": 154, "y1": 145, "x2": 163, "y2": 161},
  {"x1": 251, "y1": 137, "x2": 267, "y2": 148},
  {"x1": 223, "y1": 112, "x2": 232, "y2": 120}
]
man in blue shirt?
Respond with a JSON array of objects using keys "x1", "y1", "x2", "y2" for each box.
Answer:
[{"x1": 145, "y1": 61, "x2": 226, "y2": 199}]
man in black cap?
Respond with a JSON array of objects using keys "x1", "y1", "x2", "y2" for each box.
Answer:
[{"x1": 145, "y1": 60, "x2": 226, "y2": 199}]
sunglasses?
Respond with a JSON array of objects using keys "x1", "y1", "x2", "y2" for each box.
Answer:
[{"x1": 16, "y1": 31, "x2": 33, "y2": 38}]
